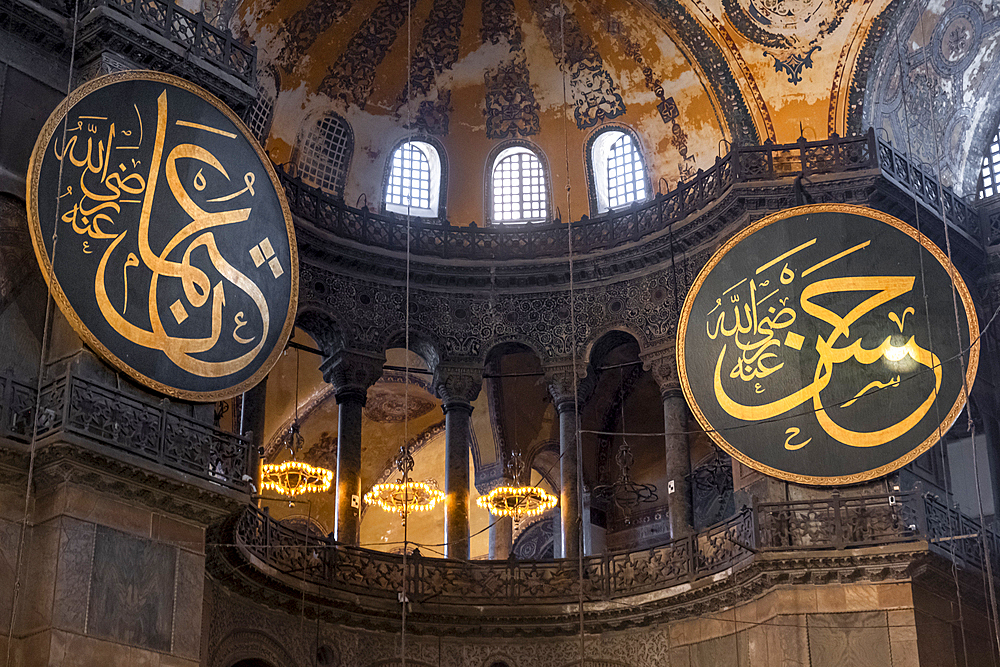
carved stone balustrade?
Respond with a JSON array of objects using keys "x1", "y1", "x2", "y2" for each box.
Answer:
[{"x1": 216, "y1": 490, "x2": 1000, "y2": 635}]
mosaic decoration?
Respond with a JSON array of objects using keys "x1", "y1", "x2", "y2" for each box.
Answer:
[
  {"x1": 409, "y1": 91, "x2": 453, "y2": 136},
  {"x1": 484, "y1": 59, "x2": 540, "y2": 139},
  {"x1": 481, "y1": 0, "x2": 521, "y2": 47},
  {"x1": 528, "y1": 0, "x2": 626, "y2": 130},
  {"x1": 722, "y1": 0, "x2": 850, "y2": 50},
  {"x1": 765, "y1": 45, "x2": 821, "y2": 85},
  {"x1": 273, "y1": 0, "x2": 353, "y2": 69},
  {"x1": 318, "y1": 0, "x2": 408, "y2": 108},
  {"x1": 645, "y1": 0, "x2": 762, "y2": 144},
  {"x1": 398, "y1": 0, "x2": 466, "y2": 103}
]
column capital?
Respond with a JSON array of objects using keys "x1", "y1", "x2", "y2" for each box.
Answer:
[
  {"x1": 640, "y1": 349, "x2": 682, "y2": 400},
  {"x1": 321, "y1": 349, "x2": 385, "y2": 403},
  {"x1": 543, "y1": 360, "x2": 595, "y2": 412},
  {"x1": 433, "y1": 363, "x2": 483, "y2": 411}
]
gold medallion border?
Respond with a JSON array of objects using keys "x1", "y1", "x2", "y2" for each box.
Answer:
[
  {"x1": 675, "y1": 203, "x2": 980, "y2": 486},
  {"x1": 26, "y1": 70, "x2": 299, "y2": 402}
]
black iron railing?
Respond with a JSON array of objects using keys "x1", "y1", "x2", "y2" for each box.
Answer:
[
  {"x1": 234, "y1": 491, "x2": 1000, "y2": 606},
  {"x1": 0, "y1": 371, "x2": 250, "y2": 492},
  {"x1": 80, "y1": 0, "x2": 255, "y2": 83},
  {"x1": 281, "y1": 129, "x2": 985, "y2": 260}
]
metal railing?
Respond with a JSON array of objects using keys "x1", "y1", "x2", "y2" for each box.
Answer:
[
  {"x1": 0, "y1": 371, "x2": 250, "y2": 492},
  {"x1": 233, "y1": 490, "x2": 1000, "y2": 606},
  {"x1": 281, "y1": 129, "x2": 985, "y2": 260},
  {"x1": 80, "y1": 0, "x2": 255, "y2": 82}
]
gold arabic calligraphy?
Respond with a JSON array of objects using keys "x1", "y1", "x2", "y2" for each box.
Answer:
[
  {"x1": 705, "y1": 238, "x2": 941, "y2": 450},
  {"x1": 53, "y1": 90, "x2": 275, "y2": 379}
]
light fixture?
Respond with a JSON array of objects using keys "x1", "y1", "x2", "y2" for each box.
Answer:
[
  {"x1": 477, "y1": 484, "x2": 557, "y2": 519},
  {"x1": 261, "y1": 460, "x2": 334, "y2": 496},
  {"x1": 592, "y1": 439, "x2": 658, "y2": 511},
  {"x1": 364, "y1": 446, "x2": 444, "y2": 515},
  {"x1": 475, "y1": 450, "x2": 557, "y2": 521}
]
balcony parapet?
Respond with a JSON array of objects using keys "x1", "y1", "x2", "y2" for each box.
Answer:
[
  {"x1": 285, "y1": 129, "x2": 986, "y2": 263},
  {"x1": 0, "y1": 371, "x2": 251, "y2": 494},
  {"x1": 218, "y1": 490, "x2": 999, "y2": 634}
]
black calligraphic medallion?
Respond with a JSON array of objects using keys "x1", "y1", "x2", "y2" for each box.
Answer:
[
  {"x1": 677, "y1": 204, "x2": 979, "y2": 485},
  {"x1": 27, "y1": 71, "x2": 297, "y2": 401}
]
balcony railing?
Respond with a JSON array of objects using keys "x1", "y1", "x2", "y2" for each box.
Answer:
[
  {"x1": 0, "y1": 371, "x2": 250, "y2": 492},
  {"x1": 282, "y1": 129, "x2": 986, "y2": 261},
  {"x1": 233, "y1": 490, "x2": 1000, "y2": 607},
  {"x1": 80, "y1": 0, "x2": 255, "y2": 83}
]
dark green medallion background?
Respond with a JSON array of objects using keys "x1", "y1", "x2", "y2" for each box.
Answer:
[
  {"x1": 27, "y1": 71, "x2": 298, "y2": 401},
  {"x1": 677, "y1": 205, "x2": 978, "y2": 485}
]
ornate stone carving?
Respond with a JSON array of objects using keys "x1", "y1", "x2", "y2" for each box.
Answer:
[
  {"x1": 321, "y1": 349, "x2": 385, "y2": 400},
  {"x1": 297, "y1": 310, "x2": 346, "y2": 358},
  {"x1": 640, "y1": 350, "x2": 680, "y2": 399},
  {"x1": 433, "y1": 364, "x2": 483, "y2": 408},
  {"x1": 543, "y1": 360, "x2": 595, "y2": 411}
]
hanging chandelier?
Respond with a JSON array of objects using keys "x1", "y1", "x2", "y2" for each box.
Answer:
[
  {"x1": 364, "y1": 446, "x2": 444, "y2": 515},
  {"x1": 592, "y1": 440, "x2": 658, "y2": 511},
  {"x1": 261, "y1": 460, "x2": 334, "y2": 496},
  {"x1": 476, "y1": 451, "x2": 557, "y2": 521}
]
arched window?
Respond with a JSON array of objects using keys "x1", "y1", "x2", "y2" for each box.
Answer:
[
  {"x1": 295, "y1": 113, "x2": 353, "y2": 196},
  {"x1": 490, "y1": 146, "x2": 548, "y2": 224},
  {"x1": 588, "y1": 128, "x2": 648, "y2": 213},
  {"x1": 245, "y1": 69, "x2": 277, "y2": 145},
  {"x1": 979, "y1": 128, "x2": 1000, "y2": 199},
  {"x1": 384, "y1": 140, "x2": 443, "y2": 218}
]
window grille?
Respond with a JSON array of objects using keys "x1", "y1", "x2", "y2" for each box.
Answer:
[
  {"x1": 297, "y1": 114, "x2": 352, "y2": 194},
  {"x1": 245, "y1": 93, "x2": 274, "y2": 144},
  {"x1": 492, "y1": 148, "x2": 547, "y2": 223},
  {"x1": 387, "y1": 142, "x2": 432, "y2": 211},
  {"x1": 979, "y1": 130, "x2": 1000, "y2": 199},
  {"x1": 606, "y1": 134, "x2": 646, "y2": 208}
]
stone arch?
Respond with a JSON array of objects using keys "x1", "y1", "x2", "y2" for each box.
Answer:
[
  {"x1": 583, "y1": 324, "x2": 649, "y2": 367},
  {"x1": 296, "y1": 307, "x2": 346, "y2": 358},
  {"x1": 482, "y1": 653, "x2": 517, "y2": 667},
  {"x1": 381, "y1": 324, "x2": 442, "y2": 371},
  {"x1": 211, "y1": 629, "x2": 297, "y2": 667}
]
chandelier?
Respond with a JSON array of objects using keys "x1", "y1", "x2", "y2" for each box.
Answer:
[
  {"x1": 364, "y1": 446, "x2": 444, "y2": 515},
  {"x1": 476, "y1": 451, "x2": 557, "y2": 521},
  {"x1": 592, "y1": 440, "x2": 658, "y2": 511},
  {"x1": 261, "y1": 460, "x2": 333, "y2": 496}
]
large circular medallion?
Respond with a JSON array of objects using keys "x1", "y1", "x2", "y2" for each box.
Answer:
[
  {"x1": 27, "y1": 71, "x2": 297, "y2": 401},
  {"x1": 677, "y1": 204, "x2": 978, "y2": 485}
]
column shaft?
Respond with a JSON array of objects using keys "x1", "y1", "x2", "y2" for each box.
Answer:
[
  {"x1": 663, "y1": 388, "x2": 693, "y2": 538},
  {"x1": 444, "y1": 402, "x2": 472, "y2": 560},
  {"x1": 558, "y1": 404, "x2": 581, "y2": 560},
  {"x1": 489, "y1": 516, "x2": 513, "y2": 559},
  {"x1": 334, "y1": 390, "x2": 365, "y2": 544}
]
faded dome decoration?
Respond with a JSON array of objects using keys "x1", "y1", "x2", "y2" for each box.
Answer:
[{"x1": 864, "y1": 0, "x2": 1000, "y2": 196}]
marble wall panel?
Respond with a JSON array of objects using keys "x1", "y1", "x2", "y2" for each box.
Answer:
[
  {"x1": 807, "y1": 611, "x2": 891, "y2": 667},
  {"x1": 51, "y1": 517, "x2": 96, "y2": 634},
  {"x1": 87, "y1": 525, "x2": 177, "y2": 653}
]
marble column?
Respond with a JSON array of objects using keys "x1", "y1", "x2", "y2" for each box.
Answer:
[
  {"x1": 322, "y1": 349, "x2": 384, "y2": 545},
  {"x1": 645, "y1": 352, "x2": 693, "y2": 539},
  {"x1": 489, "y1": 515, "x2": 513, "y2": 559},
  {"x1": 545, "y1": 362, "x2": 595, "y2": 560},
  {"x1": 434, "y1": 365, "x2": 483, "y2": 560}
]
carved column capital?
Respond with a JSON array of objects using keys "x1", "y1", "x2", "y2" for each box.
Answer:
[
  {"x1": 641, "y1": 350, "x2": 683, "y2": 401},
  {"x1": 321, "y1": 349, "x2": 385, "y2": 404},
  {"x1": 544, "y1": 360, "x2": 595, "y2": 413},
  {"x1": 433, "y1": 363, "x2": 483, "y2": 412}
]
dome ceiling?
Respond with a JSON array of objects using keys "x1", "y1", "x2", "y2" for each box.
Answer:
[{"x1": 235, "y1": 0, "x2": 894, "y2": 224}]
